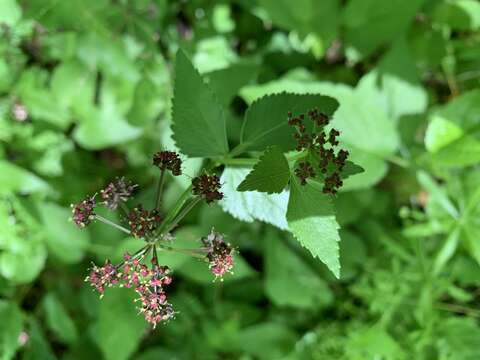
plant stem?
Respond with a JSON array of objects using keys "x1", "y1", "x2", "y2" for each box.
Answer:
[
  {"x1": 158, "y1": 244, "x2": 207, "y2": 258},
  {"x1": 154, "y1": 169, "x2": 166, "y2": 210},
  {"x1": 95, "y1": 214, "x2": 131, "y2": 235},
  {"x1": 156, "y1": 184, "x2": 193, "y2": 235},
  {"x1": 164, "y1": 197, "x2": 201, "y2": 234}
]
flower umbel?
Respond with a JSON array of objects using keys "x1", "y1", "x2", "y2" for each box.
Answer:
[
  {"x1": 100, "y1": 177, "x2": 137, "y2": 211},
  {"x1": 201, "y1": 230, "x2": 234, "y2": 279},
  {"x1": 71, "y1": 196, "x2": 96, "y2": 228},
  {"x1": 288, "y1": 108, "x2": 350, "y2": 194},
  {"x1": 128, "y1": 205, "x2": 161, "y2": 238},
  {"x1": 192, "y1": 174, "x2": 223, "y2": 204},
  {"x1": 153, "y1": 150, "x2": 182, "y2": 176}
]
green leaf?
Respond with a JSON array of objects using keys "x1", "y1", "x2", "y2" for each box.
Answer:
[
  {"x1": 171, "y1": 49, "x2": 229, "y2": 157},
  {"x1": 43, "y1": 293, "x2": 78, "y2": 345},
  {"x1": 39, "y1": 202, "x2": 89, "y2": 264},
  {"x1": 240, "y1": 92, "x2": 338, "y2": 152},
  {"x1": 257, "y1": 0, "x2": 339, "y2": 46},
  {"x1": 0, "y1": 300, "x2": 23, "y2": 360},
  {"x1": 237, "y1": 146, "x2": 290, "y2": 194},
  {"x1": 286, "y1": 177, "x2": 341, "y2": 278},
  {"x1": 265, "y1": 231, "x2": 333, "y2": 308},
  {"x1": 21, "y1": 318, "x2": 56, "y2": 360},
  {"x1": 94, "y1": 288, "x2": 145, "y2": 360},
  {"x1": 433, "y1": 0, "x2": 480, "y2": 31},
  {"x1": 424, "y1": 90, "x2": 480, "y2": 168},
  {"x1": 342, "y1": 161, "x2": 365, "y2": 179},
  {"x1": 343, "y1": 0, "x2": 425, "y2": 60},
  {"x1": 0, "y1": 161, "x2": 49, "y2": 195},
  {"x1": 220, "y1": 167, "x2": 289, "y2": 230},
  {"x1": 73, "y1": 102, "x2": 142, "y2": 150}
]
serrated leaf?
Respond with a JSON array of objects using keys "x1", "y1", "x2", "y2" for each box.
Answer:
[
  {"x1": 286, "y1": 177, "x2": 341, "y2": 278},
  {"x1": 220, "y1": 167, "x2": 289, "y2": 230},
  {"x1": 171, "y1": 49, "x2": 229, "y2": 157},
  {"x1": 237, "y1": 146, "x2": 290, "y2": 194},
  {"x1": 240, "y1": 92, "x2": 338, "y2": 152}
]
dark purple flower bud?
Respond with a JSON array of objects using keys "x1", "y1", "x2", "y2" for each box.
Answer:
[
  {"x1": 201, "y1": 230, "x2": 234, "y2": 279},
  {"x1": 100, "y1": 177, "x2": 137, "y2": 211},
  {"x1": 295, "y1": 161, "x2": 316, "y2": 185},
  {"x1": 192, "y1": 174, "x2": 223, "y2": 204},
  {"x1": 71, "y1": 196, "x2": 96, "y2": 228},
  {"x1": 153, "y1": 151, "x2": 182, "y2": 176}
]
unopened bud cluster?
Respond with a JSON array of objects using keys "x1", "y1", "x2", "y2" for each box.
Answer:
[
  {"x1": 288, "y1": 108, "x2": 350, "y2": 194},
  {"x1": 192, "y1": 174, "x2": 223, "y2": 203}
]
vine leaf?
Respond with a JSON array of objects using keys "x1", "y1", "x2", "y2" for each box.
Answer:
[
  {"x1": 240, "y1": 92, "x2": 338, "y2": 152},
  {"x1": 171, "y1": 50, "x2": 229, "y2": 157},
  {"x1": 286, "y1": 177, "x2": 341, "y2": 278},
  {"x1": 237, "y1": 146, "x2": 290, "y2": 194}
]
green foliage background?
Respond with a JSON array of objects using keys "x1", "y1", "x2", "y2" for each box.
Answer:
[{"x1": 1, "y1": 0, "x2": 480, "y2": 359}]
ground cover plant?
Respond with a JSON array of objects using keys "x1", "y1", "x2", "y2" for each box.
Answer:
[{"x1": 1, "y1": 0, "x2": 480, "y2": 359}]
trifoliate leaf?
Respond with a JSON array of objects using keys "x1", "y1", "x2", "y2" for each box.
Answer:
[
  {"x1": 286, "y1": 177, "x2": 341, "y2": 278},
  {"x1": 237, "y1": 146, "x2": 290, "y2": 194},
  {"x1": 240, "y1": 92, "x2": 338, "y2": 152},
  {"x1": 171, "y1": 49, "x2": 229, "y2": 157}
]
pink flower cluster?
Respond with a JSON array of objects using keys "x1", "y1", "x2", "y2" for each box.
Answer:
[
  {"x1": 201, "y1": 230, "x2": 235, "y2": 279},
  {"x1": 86, "y1": 252, "x2": 175, "y2": 327}
]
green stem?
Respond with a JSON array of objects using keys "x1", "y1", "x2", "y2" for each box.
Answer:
[
  {"x1": 154, "y1": 169, "x2": 166, "y2": 210},
  {"x1": 95, "y1": 215, "x2": 131, "y2": 235},
  {"x1": 156, "y1": 185, "x2": 193, "y2": 235},
  {"x1": 158, "y1": 244, "x2": 207, "y2": 258},
  {"x1": 164, "y1": 197, "x2": 201, "y2": 234},
  {"x1": 219, "y1": 158, "x2": 258, "y2": 167}
]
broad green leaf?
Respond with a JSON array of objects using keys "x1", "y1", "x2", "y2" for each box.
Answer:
[
  {"x1": 343, "y1": 0, "x2": 424, "y2": 60},
  {"x1": 346, "y1": 325, "x2": 404, "y2": 359},
  {"x1": 94, "y1": 288, "x2": 145, "y2": 360},
  {"x1": 39, "y1": 203, "x2": 89, "y2": 263},
  {"x1": 286, "y1": 177, "x2": 341, "y2": 278},
  {"x1": 240, "y1": 92, "x2": 338, "y2": 152},
  {"x1": 356, "y1": 39, "x2": 427, "y2": 120},
  {"x1": 73, "y1": 102, "x2": 142, "y2": 150},
  {"x1": 257, "y1": 0, "x2": 339, "y2": 46},
  {"x1": 0, "y1": 161, "x2": 49, "y2": 195},
  {"x1": 219, "y1": 167, "x2": 289, "y2": 230},
  {"x1": 171, "y1": 50, "x2": 229, "y2": 157},
  {"x1": 265, "y1": 231, "x2": 333, "y2": 308},
  {"x1": 21, "y1": 318, "x2": 56, "y2": 360},
  {"x1": 0, "y1": 300, "x2": 23, "y2": 360},
  {"x1": 237, "y1": 146, "x2": 290, "y2": 194},
  {"x1": 43, "y1": 293, "x2": 78, "y2": 345}
]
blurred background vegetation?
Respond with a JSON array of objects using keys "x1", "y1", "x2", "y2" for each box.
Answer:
[{"x1": 1, "y1": 0, "x2": 480, "y2": 359}]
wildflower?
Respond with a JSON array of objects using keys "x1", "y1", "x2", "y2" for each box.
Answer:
[
  {"x1": 100, "y1": 177, "x2": 137, "y2": 211},
  {"x1": 153, "y1": 150, "x2": 182, "y2": 176},
  {"x1": 85, "y1": 261, "x2": 118, "y2": 296},
  {"x1": 201, "y1": 230, "x2": 234, "y2": 279},
  {"x1": 127, "y1": 205, "x2": 162, "y2": 238},
  {"x1": 192, "y1": 174, "x2": 223, "y2": 203},
  {"x1": 71, "y1": 196, "x2": 96, "y2": 228}
]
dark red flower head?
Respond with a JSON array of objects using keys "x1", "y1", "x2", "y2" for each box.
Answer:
[
  {"x1": 201, "y1": 230, "x2": 234, "y2": 279},
  {"x1": 192, "y1": 174, "x2": 223, "y2": 204},
  {"x1": 153, "y1": 151, "x2": 182, "y2": 176},
  {"x1": 71, "y1": 196, "x2": 96, "y2": 228},
  {"x1": 127, "y1": 205, "x2": 162, "y2": 238},
  {"x1": 100, "y1": 177, "x2": 137, "y2": 211}
]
